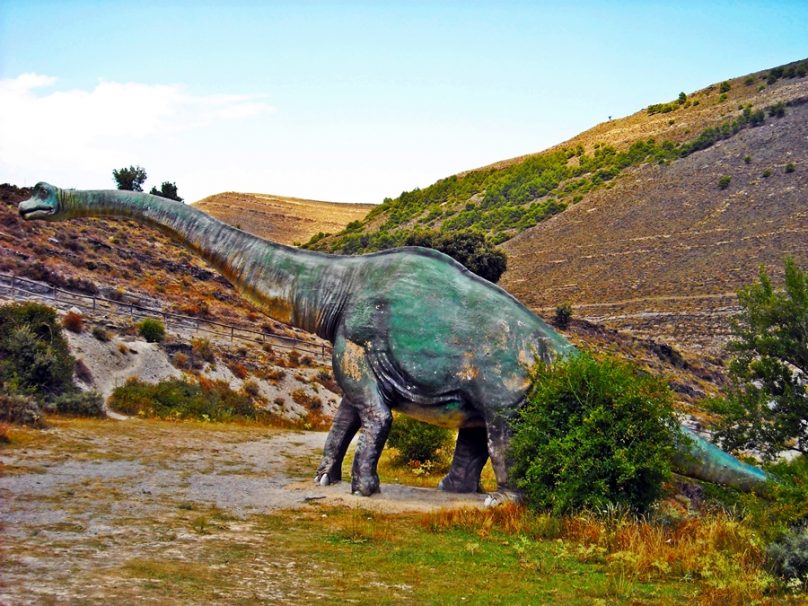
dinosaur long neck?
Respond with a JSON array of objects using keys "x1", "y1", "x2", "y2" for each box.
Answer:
[{"x1": 58, "y1": 188, "x2": 350, "y2": 339}]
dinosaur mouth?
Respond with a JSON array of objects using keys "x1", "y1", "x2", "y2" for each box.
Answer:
[{"x1": 19, "y1": 205, "x2": 56, "y2": 220}]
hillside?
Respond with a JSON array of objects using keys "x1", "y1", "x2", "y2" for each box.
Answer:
[
  {"x1": 307, "y1": 59, "x2": 808, "y2": 359},
  {"x1": 194, "y1": 192, "x2": 373, "y2": 245},
  {"x1": 501, "y1": 99, "x2": 808, "y2": 356},
  {"x1": 0, "y1": 184, "x2": 339, "y2": 423}
]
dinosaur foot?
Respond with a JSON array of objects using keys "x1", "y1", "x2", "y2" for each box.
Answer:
[
  {"x1": 351, "y1": 475, "x2": 381, "y2": 497},
  {"x1": 437, "y1": 474, "x2": 483, "y2": 494},
  {"x1": 314, "y1": 472, "x2": 341, "y2": 486},
  {"x1": 483, "y1": 490, "x2": 523, "y2": 508}
]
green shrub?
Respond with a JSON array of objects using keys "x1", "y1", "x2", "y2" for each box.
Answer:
[
  {"x1": 0, "y1": 302, "x2": 75, "y2": 401},
  {"x1": 554, "y1": 304, "x2": 573, "y2": 329},
  {"x1": 718, "y1": 175, "x2": 732, "y2": 190},
  {"x1": 509, "y1": 352, "x2": 677, "y2": 515},
  {"x1": 0, "y1": 391, "x2": 45, "y2": 427},
  {"x1": 763, "y1": 169, "x2": 772, "y2": 178},
  {"x1": 720, "y1": 81, "x2": 731, "y2": 93},
  {"x1": 108, "y1": 378, "x2": 255, "y2": 421},
  {"x1": 767, "y1": 527, "x2": 808, "y2": 590},
  {"x1": 786, "y1": 162, "x2": 796, "y2": 173},
  {"x1": 137, "y1": 318, "x2": 165, "y2": 343},
  {"x1": 744, "y1": 155, "x2": 752, "y2": 164},
  {"x1": 387, "y1": 413, "x2": 452, "y2": 464},
  {"x1": 47, "y1": 390, "x2": 105, "y2": 417}
]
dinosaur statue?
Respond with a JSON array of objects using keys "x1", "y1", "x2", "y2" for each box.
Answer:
[{"x1": 19, "y1": 183, "x2": 769, "y2": 501}]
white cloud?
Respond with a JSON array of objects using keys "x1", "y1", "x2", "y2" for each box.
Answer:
[{"x1": 0, "y1": 73, "x2": 273, "y2": 196}]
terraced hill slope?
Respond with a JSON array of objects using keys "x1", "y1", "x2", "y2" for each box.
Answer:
[
  {"x1": 194, "y1": 192, "x2": 373, "y2": 246},
  {"x1": 502, "y1": 100, "x2": 808, "y2": 356}
]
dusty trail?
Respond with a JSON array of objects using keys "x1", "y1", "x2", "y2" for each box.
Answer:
[{"x1": 0, "y1": 418, "x2": 484, "y2": 605}]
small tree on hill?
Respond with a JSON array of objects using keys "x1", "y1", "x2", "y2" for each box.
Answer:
[
  {"x1": 711, "y1": 257, "x2": 808, "y2": 459},
  {"x1": 112, "y1": 165, "x2": 148, "y2": 192},
  {"x1": 149, "y1": 181, "x2": 183, "y2": 202}
]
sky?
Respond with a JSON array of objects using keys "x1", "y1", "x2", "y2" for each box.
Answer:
[{"x1": 1, "y1": 1, "x2": 807, "y2": 204}]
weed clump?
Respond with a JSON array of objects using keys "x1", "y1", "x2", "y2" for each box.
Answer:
[
  {"x1": 137, "y1": 318, "x2": 165, "y2": 343},
  {"x1": 191, "y1": 338, "x2": 215, "y2": 363},
  {"x1": 62, "y1": 311, "x2": 84, "y2": 333},
  {"x1": 91, "y1": 326, "x2": 110, "y2": 342},
  {"x1": 510, "y1": 352, "x2": 677, "y2": 515}
]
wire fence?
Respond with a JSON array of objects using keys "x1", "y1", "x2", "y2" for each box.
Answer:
[{"x1": 0, "y1": 271, "x2": 331, "y2": 361}]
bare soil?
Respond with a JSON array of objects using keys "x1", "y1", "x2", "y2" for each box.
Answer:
[{"x1": 0, "y1": 418, "x2": 484, "y2": 605}]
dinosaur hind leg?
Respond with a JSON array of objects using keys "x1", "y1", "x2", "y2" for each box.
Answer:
[
  {"x1": 315, "y1": 398, "x2": 361, "y2": 486},
  {"x1": 438, "y1": 426, "x2": 489, "y2": 493},
  {"x1": 483, "y1": 415, "x2": 523, "y2": 506}
]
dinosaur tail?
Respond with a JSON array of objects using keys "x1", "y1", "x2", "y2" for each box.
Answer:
[{"x1": 672, "y1": 426, "x2": 770, "y2": 492}]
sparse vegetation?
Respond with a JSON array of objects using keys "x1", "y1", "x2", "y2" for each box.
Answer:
[
  {"x1": 137, "y1": 318, "x2": 166, "y2": 343},
  {"x1": 786, "y1": 162, "x2": 796, "y2": 173},
  {"x1": 718, "y1": 175, "x2": 732, "y2": 190},
  {"x1": 191, "y1": 338, "x2": 215, "y2": 364}
]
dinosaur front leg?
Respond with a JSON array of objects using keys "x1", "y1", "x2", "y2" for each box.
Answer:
[
  {"x1": 350, "y1": 397, "x2": 392, "y2": 496},
  {"x1": 333, "y1": 336, "x2": 392, "y2": 496},
  {"x1": 315, "y1": 398, "x2": 361, "y2": 486},
  {"x1": 438, "y1": 426, "x2": 489, "y2": 493}
]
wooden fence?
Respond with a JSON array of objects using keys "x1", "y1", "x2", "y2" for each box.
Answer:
[{"x1": 0, "y1": 271, "x2": 331, "y2": 360}]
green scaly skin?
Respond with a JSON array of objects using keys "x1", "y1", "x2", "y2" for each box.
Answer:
[{"x1": 19, "y1": 183, "x2": 769, "y2": 500}]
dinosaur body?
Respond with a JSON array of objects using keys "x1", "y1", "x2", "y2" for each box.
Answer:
[{"x1": 19, "y1": 183, "x2": 769, "y2": 499}]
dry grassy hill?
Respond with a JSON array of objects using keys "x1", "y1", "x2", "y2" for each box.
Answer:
[{"x1": 194, "y1": 192, "x2": 373, "y2": 245}]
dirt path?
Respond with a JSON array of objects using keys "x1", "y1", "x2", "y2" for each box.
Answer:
[{"x1": 0, "y1": 418, "x2": 485, "y2": 605}]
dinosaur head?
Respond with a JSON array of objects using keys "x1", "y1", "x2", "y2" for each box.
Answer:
[{"x1": 19, "y1": 182, "x2": 63, "y2": 221}]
